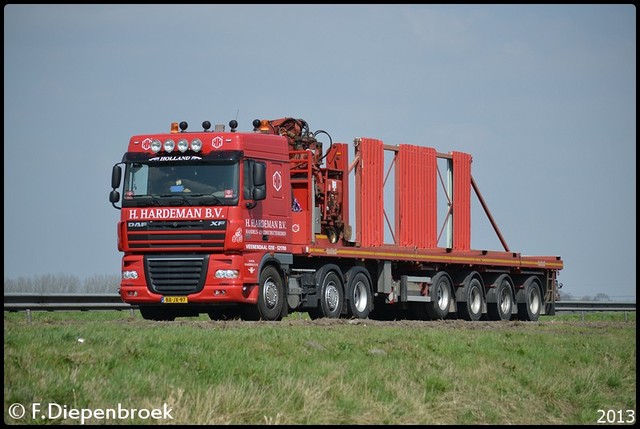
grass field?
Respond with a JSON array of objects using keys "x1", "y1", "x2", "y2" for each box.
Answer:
[{"x1": 4, "y1": 311, "x2": 636, "y2": 425}]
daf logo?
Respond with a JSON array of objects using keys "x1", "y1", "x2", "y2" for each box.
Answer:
[{"x1": 128, "y1": 221, "x2": 148, "y2": 227}]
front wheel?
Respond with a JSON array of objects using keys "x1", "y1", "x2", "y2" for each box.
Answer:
[{"x1": 246, "y1": 265, "x2": 286, "y2": 321}]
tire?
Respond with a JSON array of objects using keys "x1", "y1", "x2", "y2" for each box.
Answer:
[
  {"x1": 518, "y1": 277, "x2": 542, "y2": 322},
  {"x1": 426, "y1": 272, "x2": 453, "y2": 320},
  {"x1": 487, "y1": 276, "x2": 514, "y2": 321},
  {"x1": 139, "y1": 305, "x2": 176, "y2": 321},
  {"x1": 315, "y1": 270, "x2": 345, "y2": 319},
  {"x1": 346, "y1": 270, "x2": 373, "y2": 319},
  {"x1": 246, "y1": 265, "x2": 286, "y2": 321},
  {"x1": 458, "y1": 278, "x2": 483, "y2": 321}
]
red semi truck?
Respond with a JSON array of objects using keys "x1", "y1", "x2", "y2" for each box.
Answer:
[{"x1": 109, "y1": 117, "x2": 563, "y2": 322}]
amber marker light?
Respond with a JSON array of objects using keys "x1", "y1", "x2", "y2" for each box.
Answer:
[{"x1": 259, "y1": 119, "x2": 271, "y2": 132}]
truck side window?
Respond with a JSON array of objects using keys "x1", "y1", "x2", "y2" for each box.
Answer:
[{"x1": 243, "y1": 160, "x2": 254, "y2": 199}]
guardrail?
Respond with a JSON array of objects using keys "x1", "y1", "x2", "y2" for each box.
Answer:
[
  {"x1": 5, "y1": 294, "x2": 635, "y2": 313},
  {"x1": 554, "y1": 301, "x2": 636, "y2": 312},
  {"x1": 4, "y1": 293, "x2": 135, "y2": 311},
  {"x1": 4, "y1": 293, "x2": 137, "y2": 323}
]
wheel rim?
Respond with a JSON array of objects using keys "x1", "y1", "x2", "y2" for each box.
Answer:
[
  {"x1": 469, "y1": 287, "x2": 482, "y2": 314},
  {"x1": 528, "y1": 287, "x2": 540, "y2": 315},
  {"x1": 436, "y1": 282, "x2": 450, "y2": 311},
  {"x1": 499, "y1": 285, "x2": 511, "y2": 315},
  {"x1": 263, "y1": 277, "x2": 279, "y2": 310},
  {"x1": 325, "y1": 281, "x2": 340, "y2": 312},
  {"x1": 353, "y1": 280, "x2": 367, "y2": 312}
]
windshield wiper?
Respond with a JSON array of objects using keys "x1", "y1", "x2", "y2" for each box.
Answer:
[
  {"x1": 153, "y1": 194, "x2": 190, "y2": 205},
  {"x1": 186, "y1": 193, "x2": 224, "y2": 206},
  {"x1": 127, "y1": 195, "x2": 162, "y2": 206},
  {"x1": 134, "y1": 193, "x2": 224, "y2": 207}
]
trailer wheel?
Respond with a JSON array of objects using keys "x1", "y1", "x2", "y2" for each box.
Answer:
[
  {"x1": 518, "y1": 278, "x2": 542, "y2": 322},
  {"x1": 458, "y1": 278, "x2": 483, "y2": 321},
  {"x1": 312, "y1": 270, "x2": 344, "y2": 319},
  {"x1": 346, "y1": 271, "x2": 373, "y2": 319},
  {"x1": 139, "y1": 305, "x2": 176, "y2": 321},
  {"x1": 426, "y1": 272, "x2": 452, "y2": 320},
  {"x1": 487, "y1": 276, "x2": 513, "y2": 321},
  {"x1": 246, "y1": 265, "x2": 286, "y2": 321}
]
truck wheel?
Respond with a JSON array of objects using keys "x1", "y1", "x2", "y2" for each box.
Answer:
[
  {"x1": 315, "y1": 270, "x2": 344, "y2": 319},
  {"x1": 139, "y1": 305, "x2": 176, "y2": 321},
  {"x1": 518, "y1": 278, "x2": 542, "y2": 322},
  {"x1": 487, "y1": 276, "x2": 513, "y2": 321},
  {"x1": 247, "y1": 265, "x2": 286, "y2": 321},
  {"x1": 458, "y1": 278, "x2": 483, "y2": 321},
  {"x1": 426, "y1": 272, "x2": 452, "y2": 320},
  {"x1": 346, "y1": 271, "x2": 373, "y2": 319}
]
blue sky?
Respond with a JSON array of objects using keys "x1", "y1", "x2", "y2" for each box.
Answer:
[{"x1": 4, "y1": 4, "x2": 636, "y2": 300}]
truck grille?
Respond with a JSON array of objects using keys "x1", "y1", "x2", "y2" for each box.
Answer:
[
  {"x1": 127, "y1": 220, "x2": 226, "y2": 250},
  {"x1": 145, "y1": 255, "x2": 208, "y2": 295}
]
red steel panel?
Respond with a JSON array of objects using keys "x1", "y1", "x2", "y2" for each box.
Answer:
[
  {"x1": 395, "y1": 145, "x2": 437, "y2": 248},
  {"x1": 452, "y1": 151, "x2": 472, "y2": 251},
  {"x1": 355, "y1": 138, "x2": 384, "y2": 247}
]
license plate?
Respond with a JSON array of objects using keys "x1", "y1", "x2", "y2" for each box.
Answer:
[{"x1": 162, "y1": 296, "x2": 188, "y2": 304}]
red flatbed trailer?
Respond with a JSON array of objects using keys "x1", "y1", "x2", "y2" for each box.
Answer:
[{"x1": 109, "y1": 117, "x2": 563, "y2": 322}]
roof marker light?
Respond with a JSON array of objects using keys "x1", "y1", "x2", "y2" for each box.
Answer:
[{"x1": 259, "y1": 119, "x2": 270, "y2": 133}]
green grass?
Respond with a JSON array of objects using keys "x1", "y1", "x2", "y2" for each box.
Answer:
[{"x1": 4, "y1": 311, "x2": 636, "y2": 425}]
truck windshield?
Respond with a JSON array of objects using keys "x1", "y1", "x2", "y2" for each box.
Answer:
[{"x1": 122, "y1": 162, "x2": 239, "y2": 206}]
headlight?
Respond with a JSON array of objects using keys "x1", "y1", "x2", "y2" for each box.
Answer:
[
  {"x1": 215, "y1": 269, "x2": 239, "y2": 279},
  {"x1": 177, "y1": 138, "x2": 189, "y2": 153},
  {"x1": 191, "y1": 138, "x2": 202, "y2": 152},
  {"x1": 122, "y1": 270, "x2": 139, "y2": 280},
  {"x1": 150, "y1": 139, "x2": 162, "y2": 153},
  {"x1": 163, "y1": 139, "x2": 175, "y2": 153}
]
